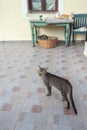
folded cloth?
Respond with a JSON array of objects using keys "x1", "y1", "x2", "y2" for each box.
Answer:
[{"x1": 45, "y1": 18, "x2": 74, "y2": 24}]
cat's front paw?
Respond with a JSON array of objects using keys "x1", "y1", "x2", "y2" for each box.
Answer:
[
  {"x1": 62, "y1": 97, "x2": 66, "y2": 101},
  {"x1": 62, "y1": 98, "x2": 66, "y2": 101},
  {"x1": 64, "y1": 106, "x2": 70, "y2": 109},
  {"x1": 46, "y1": 93, "x2": 51, "y2": 96}
]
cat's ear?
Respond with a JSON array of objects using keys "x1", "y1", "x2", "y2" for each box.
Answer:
[
  {"x1": 38, "y1": 65, "x2": 42, "y2": 70},
  {"x1": 38, "y1": 65, "x2": 48, "y2": 71}
]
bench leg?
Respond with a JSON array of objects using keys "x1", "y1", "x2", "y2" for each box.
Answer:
[
  {"x1": 86, "y1": 33, "x2": 87, "y2": 41},
  {"x1": 72, "y1": 33, "x2": 75, "y2": 43},
  {"x1": 31, "y1": 26, "x2": 36, "y2": 47}
]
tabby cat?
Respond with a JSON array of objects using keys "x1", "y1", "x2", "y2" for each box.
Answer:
[{"x1": 38, "y1": 66, "x2": 77, "y2": 115}]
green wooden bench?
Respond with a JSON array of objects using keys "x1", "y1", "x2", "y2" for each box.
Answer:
[{"x1": 72, "y1": 14, "x2": 87, "y2": 43}]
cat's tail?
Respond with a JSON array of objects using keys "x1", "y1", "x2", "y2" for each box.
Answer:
[{"x1": 69, "y1": 88, "x2": 78, "y2": 115}]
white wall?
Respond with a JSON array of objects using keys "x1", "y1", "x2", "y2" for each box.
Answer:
[
  {"x1": 0, "y1": 0, "x2": 30, "y2": 41},
  {"x1": 0, "y1": 0, "x2": 87, "y2": 41}
]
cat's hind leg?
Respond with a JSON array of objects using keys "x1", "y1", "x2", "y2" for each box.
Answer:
[
  {"x1": 61, "y1": 92, "x2": 67, "y2": 101},
  {"x1": 61, "y1": 92, "x2": 70, "y2": 109},
  {"x1": 66, "y1": 96, "x2": 70, "y2": 109}
]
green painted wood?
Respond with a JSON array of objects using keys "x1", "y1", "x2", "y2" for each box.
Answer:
[
  {"x1": 72, "y1": 14, "x2": 87, "y2": 43},
  {"x1": 29, "y1": 20, "x2": 73, "y2": 47}
]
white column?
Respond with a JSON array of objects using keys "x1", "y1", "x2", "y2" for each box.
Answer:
[
  {"x1": 59, "y1": 0, "x2": 64, "y2": 14},
  {"x1": 84, "y1": 42, "x2": 87, "y2": 57},
  {"x1": 22, "y1": 0, "x2": 28, "y2": 19}
]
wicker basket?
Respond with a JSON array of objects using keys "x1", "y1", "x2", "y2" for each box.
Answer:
[{"x1": 37, "y1": 36, "x2": 58, "y2": 49}]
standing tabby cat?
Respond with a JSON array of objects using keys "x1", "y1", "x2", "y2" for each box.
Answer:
[{"x1": 38, "y1": 66, "x2": 77, "y2": 115}]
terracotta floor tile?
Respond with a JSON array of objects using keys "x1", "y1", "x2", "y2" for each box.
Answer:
[
  {"x1": 64, "y1": 108, "x2": 76, "y2": 115},
  {"x1": 1, "y1": 103, "x2": 12, "y2": 111},
  {"x1": 62, "y1": 67, "x2": 68, "y2": 70},
  {"x1": 0, "y1": 74, "x2": 6, "y2": 78},
  {"x1": 31, "y1": 105, "x2": 43, "y2": 113},
  {"x1": 12, "y1": 87, "x2": 20, "y2": 92},
  {"x1": 84, "y1": 76, "x2": 87, "y2": 80},
  {"x1": 37, "y1": 87, "x2": 45, "y2": 93},
  {"x1": 20, "y1": 75, "x2": 27, "y2": 79}
]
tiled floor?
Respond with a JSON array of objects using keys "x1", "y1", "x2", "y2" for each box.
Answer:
[{"x1": 0, "y1": 41, "x2": 87, "y2": 130}]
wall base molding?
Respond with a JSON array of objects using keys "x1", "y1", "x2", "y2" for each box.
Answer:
[{"x1": 0, "y1": 40, "x2": 31, "y2": 44}]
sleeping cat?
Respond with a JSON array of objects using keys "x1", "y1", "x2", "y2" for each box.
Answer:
[{"x1": 38, "y1": 66, "x2": 77, "y2": 115}]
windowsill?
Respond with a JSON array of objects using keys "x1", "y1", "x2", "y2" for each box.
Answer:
[
  {"x1": 28, "y1": 9, "x2": 57, "y2": 13},
  {"x1": 28, "y1": 10, "x2": 57, "y2": 14},
  {"x1": 27, "y1": 12, "x2": 57, "y2": 21}
]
